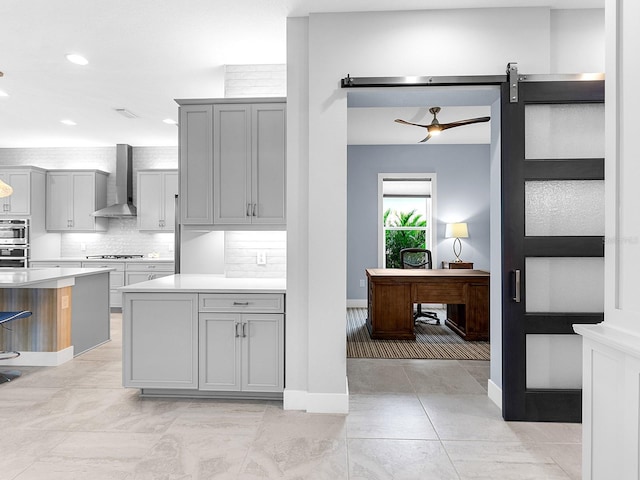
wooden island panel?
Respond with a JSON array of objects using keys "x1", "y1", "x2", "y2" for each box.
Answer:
[{"x1": 0, "y1": 286, "x2": 72, "y2": 352}]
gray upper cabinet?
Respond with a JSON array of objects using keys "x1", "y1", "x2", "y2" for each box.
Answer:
[
  {"x1": 176, "y1": 98, "x2": 286, "y2": 227},
  {"x1": 46, "y1": 170, "x2": 108, "y2": 231},
  {"x1": 0, "y1": 167, "x2": 46, "y2": 217},
  {"x1": 179, "y1": 104, "x2": 213, "y2": 225},
  {"x1": 137, "y1": 170, "x2": 178, "y2": 231},
  {"x1": 214, "y1": 103, "x2": 286, "y2": 225}
]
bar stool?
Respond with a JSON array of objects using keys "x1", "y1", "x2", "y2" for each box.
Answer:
[{"x1": 0, "y1": 310, "x2": 32, "y2": 384}]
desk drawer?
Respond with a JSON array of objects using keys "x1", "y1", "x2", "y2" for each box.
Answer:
[
  {"x1": 199, "y1": 294, "x2": 284, "y2": 313},
  {"x1": 414, "y1": 283, "x2": 465, "y2": 304}
]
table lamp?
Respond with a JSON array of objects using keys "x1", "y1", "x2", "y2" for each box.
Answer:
[{"x1": 445, "y1": 222, "x2": 469, "y2": 262}]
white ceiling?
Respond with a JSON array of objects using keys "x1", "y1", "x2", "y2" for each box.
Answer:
[{"x1": 0, "y1": 0, "x2": 603, "y2": 148}]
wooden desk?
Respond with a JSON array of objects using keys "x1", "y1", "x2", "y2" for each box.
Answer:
[{"x1": 366, "y1": 268, "x2": 489, "y2": 341}]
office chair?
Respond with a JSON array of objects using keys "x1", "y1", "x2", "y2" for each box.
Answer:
[
  {"x1": 399, "y1": 248, "x2": 440, "y2": 325},
  {"x1": 0, "y1": 310, "x2": 32, "y2": 384}
]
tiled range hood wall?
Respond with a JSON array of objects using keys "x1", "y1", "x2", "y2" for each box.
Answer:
[{"x1": 0, "y1": 146, "x2": 177, "y2": 258}]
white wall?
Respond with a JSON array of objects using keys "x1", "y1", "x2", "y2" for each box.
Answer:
[
  {"x1": 286, "y1": 7, "x2": 604, "y2": 413},
  {"x1": 284, "y1": 16, "x2": 310, "y2": 411}
]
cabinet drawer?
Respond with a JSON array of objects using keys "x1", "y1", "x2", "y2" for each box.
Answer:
[
  {"x1": 126, "y1": 262, "x2": 174, "y2": 272},
  {"x1": 199, "y1": 294, "x2": 284, "y2": 313},
  {"x1": 82, "y1": 261, "x2": 126, "y2": 272},
  {"x1": 31, "y1": 261, "x2": 82, "y2": 268}
]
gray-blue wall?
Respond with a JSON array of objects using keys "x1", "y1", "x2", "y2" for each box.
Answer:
[{"x1": 347, "y1": 144, "x2": 491, "y2": 300}]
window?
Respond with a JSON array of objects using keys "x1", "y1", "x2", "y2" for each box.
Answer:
[{"x1": 379, "y1": 176, "x2": 434, "y2": 268}]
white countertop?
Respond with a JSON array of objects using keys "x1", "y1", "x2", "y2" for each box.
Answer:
[
  {"x1": 119, "y1": 274, "x2": 286, "y2": 293},
  {"x1": 0, "y1": 267, "x2": 114, "y2": 288}
]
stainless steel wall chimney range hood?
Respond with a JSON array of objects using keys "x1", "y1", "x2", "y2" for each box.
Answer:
[{"x1": 92, "y1": 144, "x2": 137, "y2": 217}]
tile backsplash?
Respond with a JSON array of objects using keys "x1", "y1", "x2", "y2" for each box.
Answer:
[{"x1": 224, "y1": 231, "x2": 286, "y2": 278}]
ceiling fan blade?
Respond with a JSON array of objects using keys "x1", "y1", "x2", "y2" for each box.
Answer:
[
  {"x1": 394, "y1": 118, "x2": 430, "y2": 128},
  {"x1": 438, "y1": 116, "x2": 491, "y2": 131},
  {"x1": 418, "y1": 133, "x2": 432, "y2": 143}
]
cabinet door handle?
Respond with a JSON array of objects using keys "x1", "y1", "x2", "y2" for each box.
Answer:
[
  {"x1": 242, "y1": 322, "x2": 247, "y2": 337},
  {"x1": 246, "y1": 203, "x2": 251, "y2": 217},
  {"x1": 233, "y1": 301, "x2": 249, "y2": 306},
  {"x1": 512, "y1": 269, "x2": 521, "y2": 303},
  {"x1": 235, "y1": 322, "x2": 241, "y2": 338},
  {"x1": 252, "y1": 203, "x2": 257, "y2": 217}
]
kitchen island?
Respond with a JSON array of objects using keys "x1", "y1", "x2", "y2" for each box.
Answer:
[
  {"x1": 0, "y1": 267, "x2": 112, "y2": 365},
  {"x1": 120, "y1": 274, "x2": 286, "y2": 399}
]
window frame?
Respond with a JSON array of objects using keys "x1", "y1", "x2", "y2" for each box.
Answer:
[{"x1": 377, "y1": 173, "x2": 437, "y2": 268}]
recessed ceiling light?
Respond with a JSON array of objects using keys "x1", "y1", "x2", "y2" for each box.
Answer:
[
  {"x1": 60, "y1": 119, "x2": 77, "y2": 126},
  {"x1": 0, "y1": 90, "x2": 8, "y2": 97},
  {"x1": 66, "y1": 54, "x2": 89, "y2": 66},
  {"x1": 163, "y1": 118, "x2": 178, "y2": 125}
]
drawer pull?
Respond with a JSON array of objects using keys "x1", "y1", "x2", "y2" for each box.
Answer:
[{"x1": 233, "y1": 301, "x2": 250, "y2": 306}]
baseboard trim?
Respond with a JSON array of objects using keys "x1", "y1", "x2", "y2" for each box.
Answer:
[
  {"x1": 283, "y1": 389, "x2": 308, "y2": 411},
  {"x1": 284, "y1": 378, "x2": 350, "y2": 414},
  {"x1": 347, "y1": 299, "x2": 367, "y2": 308},
  {"x1": 488, "y1": 379, "x2": 502, "y2": 411},
  {"x1": 1, "y1": 347, "x2": 74, "y2": 367}
]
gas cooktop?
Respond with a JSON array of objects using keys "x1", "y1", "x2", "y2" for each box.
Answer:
[{"x1": 85, "y1": 255, "x2": 145, "y2": 259}]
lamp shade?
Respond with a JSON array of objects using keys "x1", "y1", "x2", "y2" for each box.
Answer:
[
  {"x1": 0, "y1": 179, "x2": 13, "y2": 198},
  {"x1": 445, "y1": 222, "x2": 469, "y2": 239}
]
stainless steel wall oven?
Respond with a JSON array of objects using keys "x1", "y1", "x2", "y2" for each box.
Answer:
[{"x1": 0, "y1": 219, "x2": 30, "y2": 267}]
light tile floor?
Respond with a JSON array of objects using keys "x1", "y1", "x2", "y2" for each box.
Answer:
[{"x1": 0, "y1": 314, "x2": 581, "y2": 479}]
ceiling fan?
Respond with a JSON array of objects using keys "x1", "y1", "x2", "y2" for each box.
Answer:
[{"x1": 395, "y1": 106, "x2": 490, "y2": 143}]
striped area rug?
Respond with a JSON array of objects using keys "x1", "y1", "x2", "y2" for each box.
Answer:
[{"x1": 347, "y1": 307, "x2": 490, "y2": 360}]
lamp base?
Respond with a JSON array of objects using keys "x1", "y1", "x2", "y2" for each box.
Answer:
[{"x1": 452, "y1": 238, "x2": 464, "y2": 263}]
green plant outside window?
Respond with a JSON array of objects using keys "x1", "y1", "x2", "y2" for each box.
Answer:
[{"x1": 384, "y1": 208, "x2": 427, "y2": 268}]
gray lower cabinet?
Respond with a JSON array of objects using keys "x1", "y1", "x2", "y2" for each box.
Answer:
[
  {"x1": 199, "y1": 313, "x2": 284, "y2": 392},
  {"x1": 123, "y1": 291, "x2": 284, "y2": 395},
  {"x1": 123, "y1": 293, "x2": 199, "y2": 389}
]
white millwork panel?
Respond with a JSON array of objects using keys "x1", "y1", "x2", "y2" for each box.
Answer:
[{"x1": 575, "y1": 0, "x2": 640, "y2": 477}]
